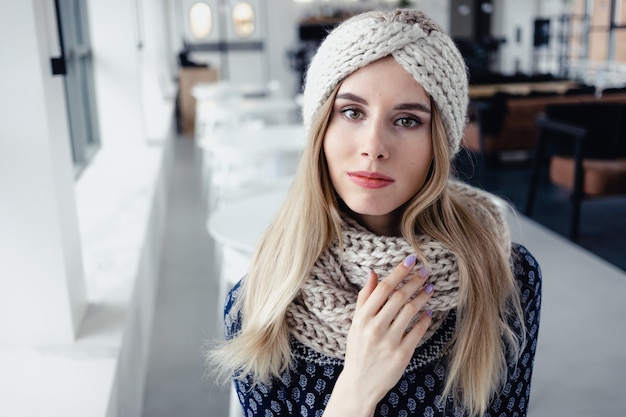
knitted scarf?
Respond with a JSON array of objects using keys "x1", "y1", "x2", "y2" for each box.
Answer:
[{"x1": 285, "y1": 181, "x2": 510, "y2": 360}]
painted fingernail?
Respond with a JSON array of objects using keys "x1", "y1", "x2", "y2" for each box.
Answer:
[
  {"x1": 424, "y1": 284, "x2": 434, "y2": 294},
  {"x1": 418, "y1": 266, "x2": 431, "y2": 277},
  {"x1": 426, "y1": 310, "x2": 433, "y2": 317},
  {"x1": 403, "y1": 255, "x2": 417, "y2": 267}
]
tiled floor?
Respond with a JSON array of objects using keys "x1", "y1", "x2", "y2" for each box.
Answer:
[{"x1": 142, "y1": 137, "x2": 626, "y2": 417}]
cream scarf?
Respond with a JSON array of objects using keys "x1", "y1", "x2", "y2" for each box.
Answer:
[{"x1": 285, "y1": 181, "x2": 510, "y2": 360}]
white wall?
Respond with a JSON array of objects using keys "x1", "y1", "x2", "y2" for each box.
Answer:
[
  {"x1": 88, "y1": 1, "x2": 145, "y2": 148},
  {"x1": 87, "y1": 0, "x2": 176, "y2": 146},
  {"x1": 139, "y1": 0, "x2": 179, "y2": 141},
  {"x1": 266, "y1": 1, "x2": 300, "y2": 94},
  {"x1": 0, "y1": 0, "x2": 180, "y2": 344},
  {"x1": 491, "y1": 0, "x2": 538, "y2": 74},
  {"x1": 0, "y1": 0, "x2": 174, "y2": 414},
  {"x1": 419, "y1": 0, "x2": 451, "y2": 32},
  {"x1": 0, "y1": 0, "x2": 175, "y2": 347},
  {"x1": 0, "y1": 0, "x2": 86, "y2": 344}
]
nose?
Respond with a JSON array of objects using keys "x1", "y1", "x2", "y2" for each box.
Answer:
[{"x1": 360, "y1": 120, "x2": 389, "y2": 160}]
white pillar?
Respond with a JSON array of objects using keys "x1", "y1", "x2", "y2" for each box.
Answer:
[
  {"x1": 0, "y1": 1, "x2": 86, "y2": 344},
  {"x1": 267, "y1": 0, "x2": 300, "y2": 95},
  {"x1": 88, "y1": 0, "x2": 145, "y2": 149},
  {"x1": 139, "y1": 0, "x2": 178, "y2": 142}
]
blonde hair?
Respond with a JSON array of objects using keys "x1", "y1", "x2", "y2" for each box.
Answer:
[{"x1": 209, "y1": 86, "x2": 524, "y2": 417}]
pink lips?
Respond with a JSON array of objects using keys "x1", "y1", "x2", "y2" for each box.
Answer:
[{"x1": 348, "y1": 171, "x2": 394, "y2": 189}]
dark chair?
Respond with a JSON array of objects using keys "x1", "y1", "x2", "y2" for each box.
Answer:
[
  {"x1": 527, "y1": 90, "x2": 560, "y2": 97},
  {"x1": 564, "y1": 85, "x2": 596, "y2": 95},
  {"x1": 602, "y1": 86, "x2": 626, "y2": 95},
  {"x1": 525, "y1": 102, "x2": 626, "y2": 240}
]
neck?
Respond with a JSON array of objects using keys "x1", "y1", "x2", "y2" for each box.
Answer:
[{"x1": 348, "y1": 208, "x2": 404, "y2": 237}]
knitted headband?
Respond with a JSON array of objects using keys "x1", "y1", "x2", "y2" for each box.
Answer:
[{"x1": 302, "y1": 9, "x2": 469, "y2": 156}]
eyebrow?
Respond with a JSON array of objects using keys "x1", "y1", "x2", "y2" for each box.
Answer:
[{"x1": 336, "y1": 92, "x2": 431, "y2": 113}]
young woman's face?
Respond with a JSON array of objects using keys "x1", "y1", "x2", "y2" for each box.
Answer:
[{"x1": 323, "y1": 56, "x2": 433, "y2": 235}]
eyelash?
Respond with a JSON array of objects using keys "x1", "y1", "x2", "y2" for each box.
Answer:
[{"x1": 340, "y1": 107, "x2": 423, "y2": 128}]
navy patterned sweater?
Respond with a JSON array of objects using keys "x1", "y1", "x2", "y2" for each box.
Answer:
[{"x1": 224, "y1": 243, "x2": 542, "y2": 417}]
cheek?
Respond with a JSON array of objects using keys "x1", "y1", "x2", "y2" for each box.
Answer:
[
  {"x1": 322, "y1": 138, "x2": 333, "y2": 171},
  {"x1": 323, "y1": 132, "x2": 346, "y2": 171},
  {"x1": 407, "y1": 144, "x2": 434, "y2": 182}
]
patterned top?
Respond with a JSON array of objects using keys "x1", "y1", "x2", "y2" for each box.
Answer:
[{"x1": 224, "y1": 243, "x2": 542, "y2": 417}]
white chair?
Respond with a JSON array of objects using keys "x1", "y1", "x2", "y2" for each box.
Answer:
[
  {"x1": 230, "y1": 384, "x2": 244, "y2": 417},
  {"x1": 192, "y1": 80, "x2": 301, "y2": 141},
  {"x1": 199, "y1": 124, "x2": 305, "y2": 210},
  {"x1": 207, "y1": 185, "x2": 289, "y2": 325}
]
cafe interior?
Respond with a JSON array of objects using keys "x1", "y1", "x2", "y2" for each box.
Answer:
[{"x1": 1, "y1": 0, "x2": 625, "y2": 416}]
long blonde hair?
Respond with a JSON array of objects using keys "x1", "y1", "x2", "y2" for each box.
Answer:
[{"x1": 209, "y1": 86, "x2": 524, "y2": 417}]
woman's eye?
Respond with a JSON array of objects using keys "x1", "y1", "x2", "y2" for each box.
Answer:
[
  {"x1": 396, "y1": 117, "x2": 421, "y2": 128},
  {"x1": 341, "y1": 108, "x2": 362, "y2": 120}
]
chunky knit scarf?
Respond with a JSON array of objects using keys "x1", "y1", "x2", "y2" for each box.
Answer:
[{"x1": 285, "y1": 181, "x2": 510, "y2": 360}]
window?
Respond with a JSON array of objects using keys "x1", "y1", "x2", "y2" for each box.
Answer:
[
  {"x1": 57, "y1": 0, "x2": 100, "y2": 177},
  {"x1": 232, "y1": 2, "x2": 255, "y2": 38},
  {"x1": 573, "y1": 0, "x2": 626, "y2": 63},
  {"x1": 611, "y1": 0, "x2": 626, "y2": 63},
  {"x1": 560, "y1": 0, "x2": 626, "y2": 85},
  {"x1": 189, "y1": 1, "x2": 213, "y2": 39},
  {"x1": 614, "y1": 0, "x2": 626, "y2": 24}
]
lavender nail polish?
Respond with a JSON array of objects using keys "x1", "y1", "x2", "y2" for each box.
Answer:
[
  {"x1": 424, "y1": 284, "x2": 434, "y2": 294},
  {"x1": 404, "y1": 255, "x2": 417, "y2": 267}
]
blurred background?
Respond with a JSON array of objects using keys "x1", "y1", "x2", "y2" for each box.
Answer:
[{"x1": 1, "y1": 1, "x2": 625, "y2": 416}]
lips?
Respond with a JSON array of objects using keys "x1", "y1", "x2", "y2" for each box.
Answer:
[{"x1": 347, "y1": 171, "x2": 394, "y2": 189}]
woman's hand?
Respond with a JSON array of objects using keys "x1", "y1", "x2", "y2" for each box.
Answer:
[{"x1": 323, "y1": 255, "x2": 433, "y2": 416}]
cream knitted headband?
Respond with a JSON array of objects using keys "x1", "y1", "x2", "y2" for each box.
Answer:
[{"x1": 302, "y1": 9, "x2": 469, "y2": 156}]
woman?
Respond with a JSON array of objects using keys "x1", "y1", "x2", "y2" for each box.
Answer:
[{"x1": 210, "y1": 9, "x2": 541, "y2": 417}]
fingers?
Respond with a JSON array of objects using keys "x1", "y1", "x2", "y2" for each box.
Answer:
[
  {"x1": 389, "y1": 284, "x2": 434, "y2": 337},
  {"x1": 376, "y1": 272, "x2": 430, "y2": 324},
  {"x1": 401, "y1": 307, "x2": 433, "y2": 349},
  {"x1": 356, "y1": 270, "x2": 378, "y2": 309},
  {"x1": 342, "y1": 255, "x2": 435, "y2": 404},
  {"x1": 359, "y1": 255, "x2": 424, "y2": 317}
]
